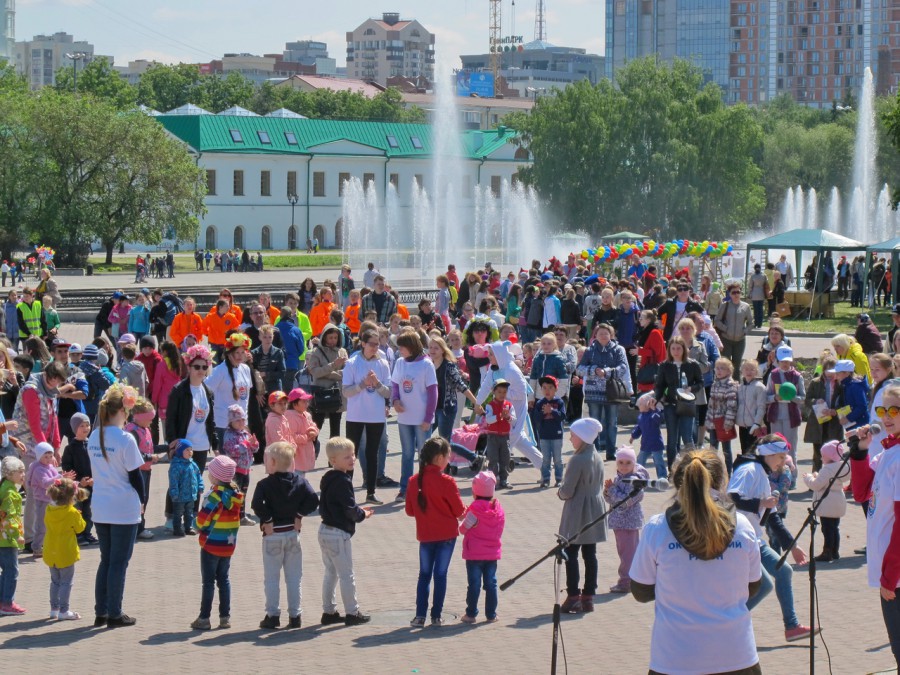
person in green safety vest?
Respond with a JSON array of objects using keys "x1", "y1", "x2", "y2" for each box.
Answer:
[{"x1": 16, "y1": 287, "x2": 45, "y2": 341}]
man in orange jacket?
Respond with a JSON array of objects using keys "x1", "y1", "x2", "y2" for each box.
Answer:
[
  {"x1": 308, "y1": 287, "x2": 335, "y2": 338},
  {"x1": 204, "y1": 299, "x2": 239, "y2": 361},
  {"x1": 170, "y1": 296, "x2": 204, "y2": 349}
]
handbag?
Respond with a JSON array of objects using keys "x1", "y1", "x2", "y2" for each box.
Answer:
[
  {"x1": 604, "y1": 374, "x2": 631, "y2": 404},
  {"x1": 311, "y1": 386, "x2": 342, "y2": 414},
  {"x1": 713, "y1": 417, "x2": 737, "y2": 441},
  {"x1": 674, "y1": 390, "x2": 696, "y2": 417},
  {"x1": 636, "y1": 362, "x2": 659, "y2": 385}
]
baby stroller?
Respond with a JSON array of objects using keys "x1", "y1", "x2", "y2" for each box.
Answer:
[{"x1": 449, "y1": 422, "x2": 515, "y2": 477}]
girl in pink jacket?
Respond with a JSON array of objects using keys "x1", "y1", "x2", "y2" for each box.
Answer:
[
  {"x1": 285, "y1": 388, "x2": 318, "y2": 476},
  {"x1": 459, "y1": 470, "x2": 505, "y2": 624}
]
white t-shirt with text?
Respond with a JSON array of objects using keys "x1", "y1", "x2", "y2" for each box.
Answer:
[
  {"x1": 205, "y1": 362, "x2": 252, "y2": 428},
  {"x1": 186, "y1": 384, "x2": 211, "y2": 451},
  {"x1": 866, "y1": 446, "x2": 900, "y2": 588}
]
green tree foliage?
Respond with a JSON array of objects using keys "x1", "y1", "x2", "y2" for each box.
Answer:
[
  {"x1": 136, "y1": 63, "x2": 204, "y2": 112},
  {"x1": 54, "y1": 57, "x2": 137, "y2": 109}
]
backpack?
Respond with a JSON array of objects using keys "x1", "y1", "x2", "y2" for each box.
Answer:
[{"x1": 160, "y1": 293, "x2": 184, "y2": 326}]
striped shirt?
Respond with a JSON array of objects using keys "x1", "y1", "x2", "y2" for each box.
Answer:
[{"x1": 196, "y1": 485, "x2": 244, "y2": 558}]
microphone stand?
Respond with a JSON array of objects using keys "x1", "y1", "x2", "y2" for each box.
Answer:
[
  {"x1": 500, "y1": 485, "x2": 642, "y2": 675},
  {"x1": 775, "y1": 443, "x2": 853, "y2": 675}
]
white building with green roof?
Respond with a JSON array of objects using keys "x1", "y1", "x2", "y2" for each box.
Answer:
[{"x1": 156, "y1": 110, "x2": 531, "y2": 252}]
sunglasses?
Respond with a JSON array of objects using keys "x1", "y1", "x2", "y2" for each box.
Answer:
[
  {"x1": 730, "y1": 291, "x2": 741, "y2": 295},
  {"x1": 191, "y1": 364, "x2": 209, "y2": 371},
  {"x1": 876, "y1": 406, "x2": 900, "y2": 419}
]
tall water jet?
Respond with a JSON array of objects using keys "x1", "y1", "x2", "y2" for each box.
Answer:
[
  {"x1": 850, "y1": 67, "x2": 877, "y2": 242},
  {"x1": 793, "y1": 186, "x2": 805, "y2": 231},
  {"x1": 780, "y1": 188, "x2": 796, "y2": 232},
  {"x1": 876, "y1": 184, "x2": 892, "y2": 243},
  {"x1": 827, "y1": 187, "x2": 841, "y2": 233},
  {"x1": 806, "y1": 188, "x2": 818, "y2": 230}
]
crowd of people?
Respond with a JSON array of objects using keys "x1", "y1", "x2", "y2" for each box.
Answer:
[{"x1": 1, "y1": 252, "x2": 900, "y2": 673}]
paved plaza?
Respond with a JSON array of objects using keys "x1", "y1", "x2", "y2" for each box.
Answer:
[{"x1": 1, "y1": 301, "x2": 897, "y2": 673}]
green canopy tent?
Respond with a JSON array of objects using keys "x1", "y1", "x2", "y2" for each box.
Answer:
[
  {"x1": 866, "y1": 236, "x2": 900, "y2": 307},
  {"x1": 598, "y1": 231, "x2": 649, "y2": 242},
  {"x1": 745, "y1": 228, "x2": 865, "y2": 320}
]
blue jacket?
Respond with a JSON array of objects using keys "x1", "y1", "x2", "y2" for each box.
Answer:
[
  {"x1": 168, "y1": 455, "x2": 203, "y2": 502},
  {"x1": 3, "y1": 301, "x2": 17, "y2": 339},
  {"x1": 128, "y1": 304, "x2": 151, "y2": 335},
  {"x1": 698, "y1": 333, "x2": 720, "y2": 387},
  {"x1": 277, "y1": 319, "x2": 306, "y2": 370},
  {"x1": 530, "y1": 351, "x2": 568, "y2": 383},
  {"x1": 614, "y1": 306, "x2": 641, "y2": 348},
  {"x1": 631, "y1": 410, "x2": 664, "y2": 454},
  {"x1": 838, "y1": 376, "x2": 870, "y2": 429},
  {"x1": 576, "y1": 339, "x2": 632, "y2": 403},
  {"x1": 531, "y1": 396, "x2": 566, "y2": 440}
]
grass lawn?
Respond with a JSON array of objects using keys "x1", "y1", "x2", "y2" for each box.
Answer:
[
  {"x1": 779, "y1": 299, "x2": 894, "y2": 334},
  {"x1": 89, "y1": 252, "x2": 343, "y2": 273}
]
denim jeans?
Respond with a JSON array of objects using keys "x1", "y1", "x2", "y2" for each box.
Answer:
[
  {"x1": 199, "y1": 549, "x2": 231, "y2": 620},
  {"x1": 708, "y1": 428, "x2": 734, "y2": 476},
  {"x1": 318, "y1": 524, "x2": 359, "y2": 615},
  {"x1": 881, "y1": 594, "x2": 900, "y2": 666},
  {"x1": 356, "y1": 425, "x2": 387, "y2": 481},
  {"x1": 636, "y1": 448, "x2": 668, "y2": 479},
  {"x1": 0, "y1": 546, "x2": 18, "y2": 605},
  {"x1": 747, "y1": 541, "x2": 798, "y2": 630},
  {"x1": 398, "y1": 424, "x2": 431, "y2": 496},
  {"x1": 262, "y1": 530, "x2": 303, "y2": 618},
  {"x1": 94, "y1": 522, "x2": 138, "y2": 619},
  {"x1": 752, "y1": 300, "x2": 764, "y2": 328},
  {"x1": 49, "y1": 564, "x2": 76, "y2": 612},
  {"x1": 433, "y1": 406, "x2": 457, "y2": 441},
  {"x1": 172, "y1": 500, "x2": 195, "y2": 535},
  {"x1": 564, "y1": 543, "x2": 598, "y2": 596},
  {"x1": 416, "y1": 539, "x2": 456, "y2": 620},
  {"x1": 138, "y1": 470, "x2": 151, "y2": 534},
  {"x1": 663, "y1": 405, "x2": 695, "y2": 470},
  {"x1": 346, "y1": 421, "x2": 385, "y2": 496},
  {"x1": 586, "y1": 401, "x2": 617, "y2": 459},
  {"x1": 465, "y1": 559, "x2": 498, "y2": 619},
  {"x1": 539, "y1": 438, "x2": 564, "y2": 482}
]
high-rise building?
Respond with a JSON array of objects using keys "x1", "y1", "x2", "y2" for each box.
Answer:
[
  {"x1": 14, "y1": 32, "x2": 111, "y2": 89},
  {"x1": 605, "y1": 0, "x2": 900, "y2": 107},
  {"x1": 346, "y1": 12, "x2": 435, "y2": 86},
  {"x1": 283, "y1": 40, "x2": 337, "y2": 75},
  {"x1": 0, "y1": 0, "x2": 13, "y2": 63}
]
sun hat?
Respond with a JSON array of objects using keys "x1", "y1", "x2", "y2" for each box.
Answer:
[
  {"x1": 207, "y1": 455, "x2": 237, "y2": 484},
  {"x1": 570, "y1": 418, "x2": 602, "y2": 445},
  {"x1": 117, "y1": 333, "x2": 136, "y2": 345},
  {"x1": 472, "y1": 470, "x2": 497, "y2": 498}
]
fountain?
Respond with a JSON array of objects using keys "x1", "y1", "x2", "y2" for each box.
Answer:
[{"x1": 341, "y1": 63, "x2": 586, "y2": 284}]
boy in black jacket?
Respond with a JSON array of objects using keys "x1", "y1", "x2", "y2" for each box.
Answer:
[
  {"x1": 318, "y1": 437, "x2": 373, "y2": 626},
  {"x1": 251, "y1": 442, "x2": 319, "y2": 630},
  {"x1": 61, "y1": 413, "x2": 97, "y2": 545}
]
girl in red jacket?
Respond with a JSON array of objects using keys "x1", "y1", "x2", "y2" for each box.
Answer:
[
  {"x1": 459, "y1": 470, "x2": 505, "y2": 624},
  {"x1": 405, "y1": 437, "x2": 465, "y2": 628}
]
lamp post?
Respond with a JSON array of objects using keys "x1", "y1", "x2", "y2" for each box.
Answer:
[
  {"x1": 64, "y1": 52, "x2": 88, "y2": 93},
  {"x1": 288, "y1": 193, "x2": 299, "y2": 250}
]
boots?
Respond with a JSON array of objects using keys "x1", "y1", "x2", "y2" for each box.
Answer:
[
  {"x1": 814, "y1": 548, "x2": 834, "y2": 563},
  {"x1": 580, "y1": 594, "x2": 595, "y2": 613},
  {"x1": 560, "y1": 594, "x2": 582, "y2": 613}
]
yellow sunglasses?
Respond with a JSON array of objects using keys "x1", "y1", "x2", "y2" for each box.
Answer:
[{"x1": 876, "y1": 406, "x2": 900, "y2": 419}]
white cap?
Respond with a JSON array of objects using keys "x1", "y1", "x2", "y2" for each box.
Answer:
[{"x1": 570, "y1": 418, "x2": 603, "y2": 445}]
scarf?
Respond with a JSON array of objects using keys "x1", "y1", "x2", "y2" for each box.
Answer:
[
  {"x1": 884, "y1": 434, "x2": 900, "y2": 450},
  {"x1": 30, "y1": 372, "x2": 59, "y2": 400}
]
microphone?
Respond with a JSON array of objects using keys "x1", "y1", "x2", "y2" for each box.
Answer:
[
  {"x1": 620, "y1": 477, "x2": 670, "y2": 491},
  {"x1": 847, "y1": 423, "x2": 882, "y2": 459},
  {"x1": 760, "y1": 490, "x2": 780, "y2": 526}
]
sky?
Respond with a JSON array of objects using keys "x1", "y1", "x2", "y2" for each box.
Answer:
[{"x1": 17, "y1": 0, "x2": 605, "y2": 68}]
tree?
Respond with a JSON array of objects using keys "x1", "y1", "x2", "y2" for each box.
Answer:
[
  {"x1": 54, "y1": 57, "x2": 137, "y2": 109},
  {"x1": 136, "y1": 63, "x2": 203, "y2": 112},
  {"x1": 0, "y1": 91, "x2": 42, "y2": 260},
  {"x1": 192, "y1": 71, "x2": 255, "y2": 112}
]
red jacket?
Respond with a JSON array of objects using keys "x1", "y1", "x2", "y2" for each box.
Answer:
[
  {"x1": 405, "y1": 465, "x2": 466, "y2": 543},
  {"x1": 637, "y1": 328, "x2": 665, "y2": 393}
]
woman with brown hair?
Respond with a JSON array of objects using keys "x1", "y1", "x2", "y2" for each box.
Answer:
[{"x1": 630, "y1": 449, "x2": 762, "y2": 674}]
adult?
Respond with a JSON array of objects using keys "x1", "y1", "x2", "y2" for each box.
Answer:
[
  {"x1": 35, "y1": 269, "x2": 62, "y2": 308},
  {"x1": 165, "y1": 342, "x2": 217, "y2": 465},
  {"x1": 276, "y1": 307, "x2": 306, "y2": 388},
  {"x1": 392, "y1": 332, "x2": 438, "y2": 500},
  {"x1": 576, "y1": 323, "x2": 632, "y2": 460},
  {"x1": 714, "y1": 283, "x2": 753, "y2": 373},
  {"x1": 342, "y1": 329, "x2": 391, "y2": 505},
  {"x1": 856, "y1": 313, "x2": 884, "y2": 354},
  {"x1": 867, "y1": 353, "x2": 899, "y2": 454},
  {"x1": 50, "y1": 339, "x2": 88, "y2": 443},
  {"x1": 427, "y1": 336, "x2": 482, "y2": 440},
  {"x1": 554, "y1": 326, "x2": 579, "y2": 383},
  {"x1": 360, "y1": 275, "x2": 398, "y2": 326},
  {"x1": 656, "y1": 283, "x2": 703, "y2": 342},
  {"x1": 633, "y1": 309, "x2": 666, "y2": 396},
  {"x1": 88, "y1": 387, "x2": 145, "y2": 627},
  {"x1": 455, "y1": 272, "x2": 482, "y2": 312},
  {"x1": 0, "y1": 347, "x2": 22, "y2": 421},
  {"x1": 16, "y1": 287, "x2": 45, "y2": 344},
  {"x1": 648, "y1": 336, "x2": 704, "y2": 470},
  {"x1": 170, "y1": 297, "x2": 203, "y2": 350},
  {"x1": 305, "y1": 323, "x2": 347, "y2": 445},
  {"x1": 836, "y1": 255, "x2": 851, "y2": 300},
  {"x1": 888, "y1": 303, "x2": 900, "y2": 355},
  {"x1": 251, "y1": 324, "x2": 285, "y2": 401},
  {"x1": 245, "y1": 303, "x2": 283, "y2": 350},
  {"x1": 630, "y1": 450, "x2": 762, "y2": 675},
  {"x1": 210, "y1": 289, "x2": 242, "y2": 325},
  {"x1": 590, "y1": 288, "x2": 617, "y2": 331},
  {"x1": 674, "y1": 318, "x2": 712, "y2": 445},
  {"x1": 151, "y1": 341, "x2": 184, "y2": 445},
  {"x1": 756, "y1": 323, "x2": 792, "y2": 384},
  {"x1": 747, "y1": 264, "x2": 769, "y2": 329},
  {"x1": 298, "y1": 278, "x2": 317, "y2": 315},
  {"x1": 615, "y1": 291, "x2": 641, "y2": 387},
  {"x1": 363, "y1": 262, "x2": 379, "y2": 290},
  {"x1": 204, "y1": 333, "x2": 252, "y2": 452},
  {"x1": 831, "y1": 333, "x2": 871, "y2": 383},
  {"x1": 775, "y1": 254, "x2": 794, "y2": 289}
]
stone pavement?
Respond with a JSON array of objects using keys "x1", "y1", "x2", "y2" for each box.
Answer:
[{"x1": 1, "y1": 323, "x2": 896, "y2": 674}]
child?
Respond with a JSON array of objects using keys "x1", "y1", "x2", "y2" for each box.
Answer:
[
  {"x1": 265, "y1": 391, "x2": 291, "y2": 445},
  {"x1": 318, "y1": 437, "x2": 374, "y2": 626},
  {"x1": 250, "y1": 441, "x2": 319, "y2": 629},
  {"x1": 345, "y1": 289, "x2": 362, "y2": 336},
  {"x1": 803, "y1": 354, "x2": 841, "y2": 472},
  {"x1": 125, "y1": 398, "x2": 159, "y2": 540},
  {"x1": 803, "y1": 440, "x2": 849, "y2": 563},
  {"x1": 521, "y1": 342, "x2": 535, "y2": 377},
  {"x1": 830, "y1": 359, "x2": 870, "y2": 430},
  {"x1": 222, "y1": 404, "x2": 258, "y2": 524},
  {"x1": 529, "y1": 333, "x2": 569, "y2": 399},
  {"x1": 558, "y1": 418, "x2": 606, "y2": 614},
  {"x1": 765, "y1": 346, "x2": 806, "y2": 485},
  {"x1": 482, "y1": 379, "x2": 515, "y2": 490},
  {"x1": 603, "y1": 446, "x2": 648, "y2": 593},
  {"x1": 26, "y1": 443, "x2": 63, "y2": 557},
  {"x1": 435, "y1": 275, "x2": 452, "y2": 333},
  {"x1": 191, "y1": 455, "x2": 244, "y2": 631},
  {"x1": 405, "y1": 437, "x2": 465, "y2": 627},
  {"x1": 43, "y1": 476, "x2": 88, "y2": 620},
  {"x1": 531, "y1": 375, "x2": 566, "y2": 488},
  {"x1": 4, "y1": 291, "x2": 18, "y2": 348},
  {"x1": 765, "y1": 455, "x2": 793, "y2": 554},
  {"x1": 118, "y1": 343, "x2": 149, "y2": 398},
  {"x1": 631, "y1": 394, "x2": 667, "y2": 479},
  {"x1": 737, "y1": 359, "x2": 767, "y2": 454},
  {"x1": 459, "y1": 470, "x2": 505, "y2": 624},
  {"x1": 61, "y1": 413, "x2": 97, "y2": 546},
  {"x1": 168, "y1": 439, "x2": 203, "y2": 537},
  {"x1": 706, "y1": 357, "x2": 739, "y2": 476},
  {"x1": 285, "y1": 388, "x2": 318, "y2": 478},
  {"x1": 0, "y1": 456, "x2": 26, "y2": 615},
  {"x1": 42, "y1": 296, "x2": 60, "y2": 339}
]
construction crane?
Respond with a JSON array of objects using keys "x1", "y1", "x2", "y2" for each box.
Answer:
[
  {"x1": 489, "y1": 0, "x2": 501, "y2": 89},
  {"x1": 534, "y1": 0, "x2": 547, "y2": 42}
]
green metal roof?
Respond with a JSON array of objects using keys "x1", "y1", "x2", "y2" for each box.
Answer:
[
  {"x1": 746, "y1": 228, "x2": 864, "y2": 251},
  {"x1": 155, "y1": 115, "x2": 521, "y2": 160}
]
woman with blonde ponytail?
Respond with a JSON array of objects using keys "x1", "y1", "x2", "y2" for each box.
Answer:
[
  {"x1": 630, "y1": 450, "x2": 763, "y2": 675},
  {"x1": 87, "y1": 385, "x2": 144, "y2": 628}
]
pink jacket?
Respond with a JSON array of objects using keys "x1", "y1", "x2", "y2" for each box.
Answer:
[
  {"x1": 459, "y1": 497, "x2": 505, "y2": 561},
  {"x1": 26, "y1": 460, "x2": 58, "y2": 504},
  {"x1": 265, "y1": 411, "x2": 292, "y2": 446},
  {"x1": 150, "y1": 362, "x2": 181, "y2": 420},
  {"x1": 285, "y1": 409, "x2": 317, "y2": 472}
]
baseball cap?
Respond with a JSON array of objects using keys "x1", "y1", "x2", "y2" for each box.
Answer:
[
  {"x1": 68, "y1": 343, "x2": 83, "y2": 354},
  {"x1": 492, "y1": 379, "x2": 510, "y2": 390},
  {"x1": 538, "y1": 375, "x2": 559, "y2": 388},
  {"x1": 268, "y1": 390, "x2": 288, "y2": 406},
  {"x1": 288, "y1": 388, "x2": 312, "y2": 402},
  {"x1": 828, "y1": 360, "x2": 855, "y2": 374},
  {"x1": 111, "y1": 291, "x2": 124, "y2": 300},
  {"x1": 117, "y1": 333, "x2": 136, "y2": 345},
  {"x1": 775, "y1": 345, "x2": 793, "y2": 362},
  {"x1": 51, "y1": 338, "x2": 70, "y2": 350}
]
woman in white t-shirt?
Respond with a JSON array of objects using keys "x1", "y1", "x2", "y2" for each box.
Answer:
[
  {"x1": 205, "y1": 332, "x2": 253, "y2": 448},
  {"x1": 391, "y1": 331, "x2": 437, "y2": 501},
  {"x1": 88, "y1": 385, "x2": 145, "y2": 627},
  {"x1": 630, "y1": 449, "x2": 762, "y2": 675}
]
